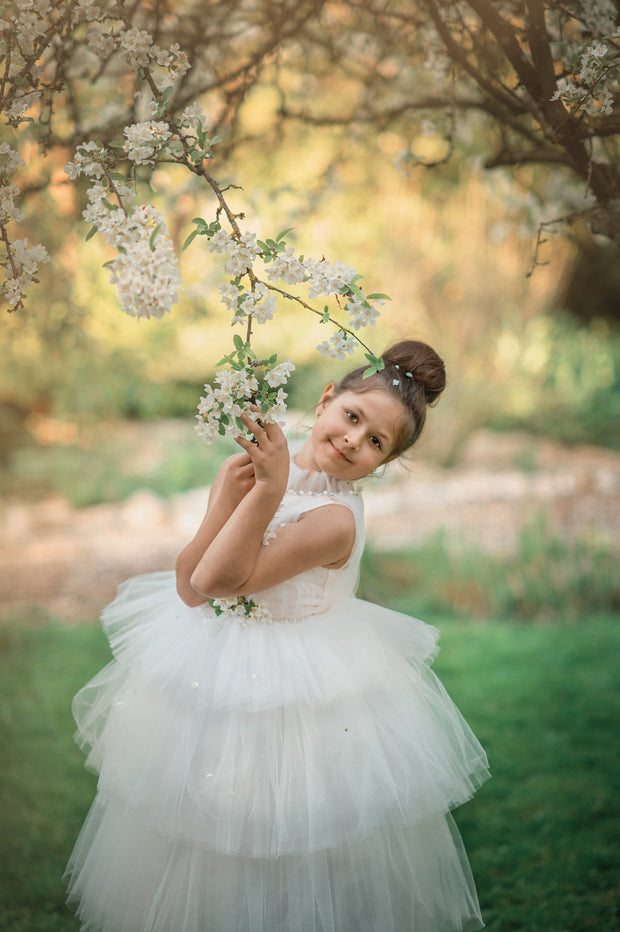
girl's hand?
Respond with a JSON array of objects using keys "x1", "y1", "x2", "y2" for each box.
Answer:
[
  {"x1": 234, "y1": 411, "x2": 289, "y2": 496},
  {"x1": 217, "y1": 452, "x2": 256, "y2": 511}
]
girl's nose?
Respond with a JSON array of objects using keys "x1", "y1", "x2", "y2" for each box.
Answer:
[{"x1": 344, "y1": 429, "x2": 360, "y2": 450}]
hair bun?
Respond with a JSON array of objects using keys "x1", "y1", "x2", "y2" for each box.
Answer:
[{"x1": 382, "y1": 340, "x2": 446, "y2": 405}]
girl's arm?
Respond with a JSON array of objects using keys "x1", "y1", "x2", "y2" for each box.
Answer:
[
  {"x1": 187, "y1": 413, "x2": 289, "y2": 597},
  {"x1": 175, "y1": 451, "x2": 256, "y2": 606},
  {"x1": 186, "y1": 414, "x2": 356, "y2": 600}
]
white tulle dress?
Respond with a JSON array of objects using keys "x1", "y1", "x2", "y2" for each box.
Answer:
[{"x1": 65, "y1": 455, "x2": 490, "y2": 932}]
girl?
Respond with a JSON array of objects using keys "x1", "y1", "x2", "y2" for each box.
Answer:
[{"x1": 65, "y1": 340, "x2": 489, "y2": 932}]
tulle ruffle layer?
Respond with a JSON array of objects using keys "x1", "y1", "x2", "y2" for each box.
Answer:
[
  {"x1": 65, "y1": 796, "x2": 483, "y2": 932},
  {"x1": 71, "y1": 573, "x2": 488, "y2": 858},
  {"x1": 67, "y1": 571, "x2": 489, "y2": 930}
]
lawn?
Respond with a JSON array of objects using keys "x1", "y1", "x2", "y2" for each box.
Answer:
[{"x1": 0, "y1": 612, "x2": 618, "y2": 931}]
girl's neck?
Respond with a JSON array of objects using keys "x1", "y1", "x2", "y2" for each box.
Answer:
[{"x1": 293, "y1": 438, "x2": 323, "y2": 474}]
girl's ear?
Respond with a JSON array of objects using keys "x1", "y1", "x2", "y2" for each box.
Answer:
[{"x1": 316, "y1": 382, "x2": 336, "y2": 414}]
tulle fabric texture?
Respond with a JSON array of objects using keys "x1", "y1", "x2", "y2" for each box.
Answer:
[{"x1": 65, "y1": 457, "x2": 490, "y2": 932}]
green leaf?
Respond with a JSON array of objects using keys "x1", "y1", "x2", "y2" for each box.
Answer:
[
  {"x1": 367, "y1": 293, "x2": 391, "y2": 301},
  {"x1": 218, "y1": 423, "x2": 226, "y2": 436},
  {"x1": 362, "y1": 353, "x2": 385, "y2": 377},
  {"x1": 233, "y1": 334, "x2": 245, "y2": 351},
  {"x1": 275, "y1": 227, "x2": 293, "y2": 242},
  {"x1": 108, "y1": 140, "x2": 126, "y2": 149},
  {"x1": 321, "y1": 306, "x2": 331, "y2": 323},
  {"x1": 183, "y1": 229, "x2": 199, "y2": 250},
  {"x1": 208, "y1": 134, "x2": 224, "y2": 146},
  {"x1": 149, "y1": 224, "x2": 161, "y2": 251},
  {"x1": 85, "y1": 225, "x2": 98, "y2": 242},
  {"x1": 235, "y1": 417, "x2": 245, "y2": 432}
]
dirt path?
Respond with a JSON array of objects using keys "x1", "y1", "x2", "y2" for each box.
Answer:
[{"x1": 1, "y1": 429, "x2": 619, "y2": 622}]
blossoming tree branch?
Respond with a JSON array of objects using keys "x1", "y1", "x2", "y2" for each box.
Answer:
[
  {"x1": 65, "y1": 80, "x2": 386, "y2": 441},
  {"x1": 2, "y1": 0, "x2": 620, "y2": 335}
]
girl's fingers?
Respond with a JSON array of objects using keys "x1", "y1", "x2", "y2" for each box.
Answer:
[{"x1": 238, "y1": 412, "x2": 268, "y2": 444}]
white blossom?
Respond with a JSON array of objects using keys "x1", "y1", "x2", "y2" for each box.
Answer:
[
  {"x1": 265, "y1": 360, "x2": 295, "y2": 387},
  {"x1": 208, "y1": 595, "x2": 273, "y2": 626},
  {"x1": 3, "y1": 238, "x2": 50, "y2": 308},
  {"x1": 316, "y1": 331, "x2": 358, "y2": 359},
  {"x1": 224, "y1": 232, "x2": 261, "y2": 277},
  {"x1": 87, "y1": 30, "x2": 116, "y2": 59},
  {"x1": 75, "y1": 0, "x2": 101, "y2": 22},
  {"x1": 236, "y1": 283, "x2": 278, "y2": 325},
  {"x1": 208, "y1": 229, "x2": 235, "y2": 254},
  {"x1": 0, "y1": 185, "x2": 24, "y2": 223},
  {"x1": 123, "y1": 121, "x2": 171, "y2": 165},
  {"x1": 265, "y1": 245, "x2": 306, "y2": 284},
  {"x1": 117, "y1": 27, "x2": 154, "y2": 68},
  {"x1": 580, "y1": 0, "x2": 617, "y2": 36},
  {"x1": 0, "y1": 144, "x2": 25, "y2": 176},
  {"x1": 217, "y1": 281, "x2": 244, "y2": 313},
  {"x1": 6, "y1": 91, "x2": 40, "y2": 120},
  {"x1": 79, "y1": 182, "x2": 181, "y2": 319},
  {"x1": 252, "y1": 291, "x2": 278, "y2": 325},
  {"x1": 181, "y1": 102, "x2": 207, "y2": 127},
  {"x1": 345, "y1": 296, "x2": 381, "y2": 330},
  {"x1": 304, "y1": 257, "x2": 356, "y2": 298},
  {"x1": 64, "y1": 141, "x2": 106, "y2": 180}
]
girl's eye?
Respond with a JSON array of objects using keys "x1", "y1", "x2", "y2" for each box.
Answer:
[
  {"x1": 346, "y1": 410, "x2": 358, "y2": 422},
  {"x1": 370, "y1": 436, "x2": 382, "y2": 449}
]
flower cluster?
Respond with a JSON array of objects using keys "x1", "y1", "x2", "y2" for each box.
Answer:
[
  {"x1": 208, "y1": 596, "x2": 273, "y2": 626},
  {"x1": 66, "y1": 140, "x2": 182, "y2": 319},
  {"x1": 195, "y1": 359, "x2": 291, "y2": 445},
  {"x1": 304, "y1": 258, "x2": 357, "y2": 298},
  {"x1": 123, "y1": 121, "x2": 172, "y2": 165},
  {"x1": 552, "y1": 43, "x2": 617, "y2": 116},
  {"x1": 207, "y1": 230, "x2": 383, "y2": 338},
  {"x1": 316, "y1": 330, "x2": 357, "y2": 360},
  {"x1": 113, "y1": 27, "x2": 190, "y2": 78},
  {"x1": 2, "y1": 239, "x2": 50, "y2": 309},
  {"x1": 217, "y1": 281, "x2": 278, "y2": 326},
  {"x1": 1, "y1": 143, "x2": 49, "y2": 309},
  {"x1": 80, "y1": 182, "x2": 181, "y2": 319}
]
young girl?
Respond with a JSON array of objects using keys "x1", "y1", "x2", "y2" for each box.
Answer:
[{"x1": 65, "y1": 340, "x2": 490, "y2": 932}]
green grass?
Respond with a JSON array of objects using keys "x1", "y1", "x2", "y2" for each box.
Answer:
[{"x1": 0, "y1": 613, "x2": 619, "y2": 931}]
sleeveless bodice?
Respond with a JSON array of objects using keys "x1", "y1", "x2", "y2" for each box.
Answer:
[{"x1": 249, "y1": 453, "x2": 365, "y2": 622}]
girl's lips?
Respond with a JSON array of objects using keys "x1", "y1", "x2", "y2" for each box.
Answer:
[{"x1": 329, "y1": 440, "x2": 350, "y2": 462}]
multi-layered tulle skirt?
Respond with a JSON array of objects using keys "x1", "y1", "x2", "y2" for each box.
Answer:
[{"x1": 65, "y1": 571, "x2": 489, "y2": 931}]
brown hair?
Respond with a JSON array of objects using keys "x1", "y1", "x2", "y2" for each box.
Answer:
[{"x1": 335, "y1": 340, "x2": 446, "y2": 456}]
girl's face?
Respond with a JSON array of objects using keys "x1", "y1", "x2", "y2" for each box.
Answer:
[{"x1": 297, "y1": 385, "x2": 406, "y2": 480}]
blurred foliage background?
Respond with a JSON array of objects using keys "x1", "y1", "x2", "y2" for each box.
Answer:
[
  {"x1": 3, "y1": 0, "x2": 620, "y2": 492},
  {"x1": 3, "y1": 110, "x2": 620, "y2": 489}
]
